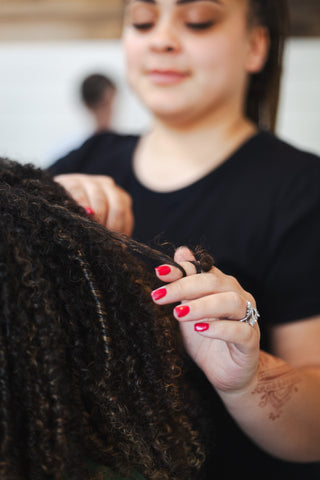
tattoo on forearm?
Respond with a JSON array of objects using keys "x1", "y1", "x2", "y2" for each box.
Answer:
[{"x1": 251, "y1": 357, "x2": 300, "y2": 420}]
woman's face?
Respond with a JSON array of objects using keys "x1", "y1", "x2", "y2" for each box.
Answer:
[{"x1": 123, "y1": 0, "x2": 267, "y2": 126}]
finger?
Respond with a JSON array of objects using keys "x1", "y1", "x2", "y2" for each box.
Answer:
[
  {"x1": 54, "y1": 175, "x2": 91, "y2": 209},
  {"x1": 106, "y1": 195, "x2": 133, "y2": 235},
  {"x1": 190, "y1": 319, "x2": 260, "y2": 351},
  {"x1": 123, "y1": 208, "x2": 135, "y2": 237},
  {"x1": 103, "y1": 182, "x2": 134, "y2": 235},
  {"x1": 155, "y1": 260, "x2": 201, "y2": 283},
  {"x1": 174, "y1": 246, "x2": 195, "y2": 263},
  {"x1": 173, "y1": 291, "x2": 248, "y2": 322},
  {"x1": 122, "y1": 195, "x2": 135, "y2": 236},
  {"x1": 152, "y1": 269, "x2": 246, "y2": 305},
  {"x1": 84, "y1": 181, "x2": 110, "y2": 227},
  {"x1": 155, "y1": 246, "x2": 202, "y2": 282}
]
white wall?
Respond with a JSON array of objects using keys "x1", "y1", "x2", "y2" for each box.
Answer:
[
  {"x1": 0, "y1": 40, "x2": 151, "y2": 168},
  {"x1": 0, "y1": 38, "x2": 319, "y2": 168},
  {"x1": 277, "y1": 39, "x2": 320, "y2": 156}
]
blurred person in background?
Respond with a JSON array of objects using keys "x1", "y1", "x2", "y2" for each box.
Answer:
[
  {"x1": 48, "y1": 73, "x2": 118, "y2": 169},
  {"x1": 81, "y1": 73, "x2": 117, "y2": 133}
]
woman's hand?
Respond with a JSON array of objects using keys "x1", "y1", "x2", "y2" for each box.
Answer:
[
  {"x1": 54, "y1": 174, "x2": 134, "y2": 236},
  {"x1": 153, "y1": 248, "x2": 320, "y2": 460},
  {"x1": 152, "y1": 247, "x2": 260, "y2": 395}
]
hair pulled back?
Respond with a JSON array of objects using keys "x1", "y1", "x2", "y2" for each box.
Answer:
[{"x1": 247, "y1": 0, "x2": 289, "y2": 131}]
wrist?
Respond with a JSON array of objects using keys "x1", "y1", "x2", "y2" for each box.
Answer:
[
  {"x1": 215, "y1": 352, "x2": 268, "y2": 406},
  {"x1": 217, "y1": 351, "x2": 301, "y2": 423},
  {"x1": 216, "y1": 365, "x2": 260, "y2": 406}
]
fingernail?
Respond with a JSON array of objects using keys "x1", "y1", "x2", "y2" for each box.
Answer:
[
  {"x1": 155, "y1": 265, "x2": 172, "y2": 276},
  {"x1": 85, "y1": 207, "x2": 95, "y2": 216},
  {"x1": 151, "y1": 288, "x2": 167, "y2": 301},
  {"x1": 194, "y1": 323, "x2": 209, "y2": 332},
  {"x1": 174, "y1": 305, "x2": 190, "y2": 318}
]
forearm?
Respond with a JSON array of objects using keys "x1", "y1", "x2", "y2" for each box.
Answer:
[
  {"x1": 152, "y1": 256, "x2": 320, "y2": 461},
  {"x1": 218, "y1": 350, "x2": 320, "y2": 462}
]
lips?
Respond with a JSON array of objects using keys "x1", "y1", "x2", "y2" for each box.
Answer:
[{"x1": 147, "y1": 69, "x2": 190, "y2": 85}]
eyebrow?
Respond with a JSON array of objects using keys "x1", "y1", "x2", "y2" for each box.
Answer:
[
  {"x1": 131, "y1": 0, "x2": 221, "y2": 4},
  {"x1": 176, "y1": 0, "x2": 221, "y2": 4}
]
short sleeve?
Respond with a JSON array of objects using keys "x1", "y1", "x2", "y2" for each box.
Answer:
[
  {"x1": 261, "y1": 161, "x2": 320, "y2": 324},
  {"x1": 47, "y1": 133, "x2": 113, "y2": 176},
  {"x1": 47, "y1": 132, "x2": 139, "y2": 185}
]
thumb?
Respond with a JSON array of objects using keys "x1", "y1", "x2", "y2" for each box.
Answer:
[{"x1": 174, "y1": 246, "x2": 196, "y2": 263}]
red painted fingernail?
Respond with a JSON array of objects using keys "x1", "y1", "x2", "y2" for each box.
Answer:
[
  {"x1": 151, "y1": 288, "x2": 167, "y2": 301},
  {"x1": 194, "y1": 323, "x2": 209, "y2": 332},
  {"x1": 174, "y1": 305, "x2": 190, "y2": 318},
  {"x1": 155, "y1": 265, "x2": 172, "y2": 276},
  {"x1": 85, "y1": 207, "x2": 95, "y2": 216}
]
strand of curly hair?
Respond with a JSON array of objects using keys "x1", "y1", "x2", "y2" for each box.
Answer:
[{"x1": 0, "y1": 158, "x2": 213, "y2": 480}]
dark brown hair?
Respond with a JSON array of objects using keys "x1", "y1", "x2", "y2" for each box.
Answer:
[
  {"x1": 81, "y1": 73, "x2": 116, "y2": 109},
  {"x1": 0, "y1": 158, "x2": 210, "y2": 480},
  {"x1": 247, "y1": 0, "x2": 289, "y2": 131}
]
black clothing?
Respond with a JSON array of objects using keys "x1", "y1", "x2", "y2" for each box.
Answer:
[{"x1": 49, "y1": 131, "x2": 320, "y2": 479}]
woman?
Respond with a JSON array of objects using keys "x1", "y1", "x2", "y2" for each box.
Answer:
[{"x1": 49, "y1": 1, "x2": 320, "y2": 478}]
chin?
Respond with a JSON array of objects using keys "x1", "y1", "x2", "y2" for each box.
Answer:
[
  {"x1": 143, "y1": 95, "x2": 192, "y2": 120},
  {"x1": 154, "y1": 108, "x2": 200, "y2": 128}
]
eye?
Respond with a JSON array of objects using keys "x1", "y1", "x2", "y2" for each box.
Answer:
[
  {"x1": 132, "y1": 22, "x2": 154, "y2": 31},
  {"x1": 126, "y1": 4, "x2": 157, "y2": 32},
  {"x1": 186, "y1": 21, "x2": 214, "y2": 30}
]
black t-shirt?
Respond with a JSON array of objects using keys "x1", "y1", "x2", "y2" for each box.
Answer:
[{"x1": 49, "y1": 131, "x2": 320, "y2": 479}]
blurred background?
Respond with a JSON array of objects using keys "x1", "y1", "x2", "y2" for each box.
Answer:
[{"x1": 0, "y1": 0, "x2": 319, "y2": 167}]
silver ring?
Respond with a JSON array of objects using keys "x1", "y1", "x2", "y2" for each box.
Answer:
[{"x1": 239, "y1": 301, "x2": 260, "y2": 327}]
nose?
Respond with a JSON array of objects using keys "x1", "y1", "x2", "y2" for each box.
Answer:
[{"x1": 149, "y1": 20, "x2": 181, "y2": 53}]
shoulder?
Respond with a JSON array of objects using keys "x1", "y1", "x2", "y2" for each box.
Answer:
[
  {"x1": 251, "y1": 135, "x2": 320, "y2": 325},
  {"x1": 249, "y1": 130, "x2": 320, "y2": 174},
  {"x1": 89, "y1": 130, "x2": 139, "y2": 152},
  {"x1": 220, "y1": 131, "x2": 320, "y2": 217},
  {"x1": 240, "y1": 131, "x2": 320, "y2": 208},
  {"x1": 48, "y1": 131, "x2": 139, "y2": 176}
]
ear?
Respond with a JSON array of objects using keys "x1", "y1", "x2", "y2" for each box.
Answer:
[{"x1": 246, "y1": 26, "x2": 270, "y2": 74}]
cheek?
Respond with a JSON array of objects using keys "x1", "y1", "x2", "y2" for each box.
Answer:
[
  {"x1": 123, "y1": 32, "x2": 145, "y2": 67},
  {"x1": 123, "y1": 35, "x2": 142, "y2": 87},
  {"x1": 187, "y1": 40, "x2": 225, "y2": 78},
  {"x1": 188, "y1": 34, "x2": 249, "y2": 79}
]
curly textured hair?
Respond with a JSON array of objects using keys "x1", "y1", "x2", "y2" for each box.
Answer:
[{"x1": 0, "y1": 158, "x2": 212, "y2": 480}]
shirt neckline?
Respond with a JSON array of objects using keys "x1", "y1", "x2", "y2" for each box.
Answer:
[{"x1": 129, "y1": 130, "x2": 265, "y2": 197}]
